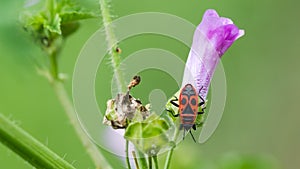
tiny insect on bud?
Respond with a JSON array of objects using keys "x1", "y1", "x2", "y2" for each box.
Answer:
[
  {"x1": 115, "y1": 47, "x2": 122, "y2": 54},
  {"x1": 128, "y1": 75, "x2": 141, "y2": 90}
]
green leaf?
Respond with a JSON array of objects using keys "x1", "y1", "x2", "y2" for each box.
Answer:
[
  {"x1": 124, "y1": 117, "x2": 170, "y2": 155},
  {"x1": 60, "y1": 11, "x2": 98, "y2": 23},
  {"x1": 145, "y1": 117, "x2": 169, "y2": 131},
  {"x1": 21, "y1": 0, "x2": 98, "y2": 43},
  {"x1": 124, "y1": 122, "x2": 143, "y2": 138},
  {"x1": 61, "y1": 22, "x2": 80, "y2": 38},
  {"x1": 22, "y1": 13, "x2": 45, "y2": 30},
  {"x1": 57, "y1": 0, "x2": 98, "y2": 23},
  {"x1": 43, "y1": 13, "x2": 62, "y2": 35}
]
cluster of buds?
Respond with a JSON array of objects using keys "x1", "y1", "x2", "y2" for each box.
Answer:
[
  {"x1": 103, "y1": 76, "x2": 170, "y2": 156},
  {"x1": 103, "y1": 76, "x2": 149, "y2": 129}
]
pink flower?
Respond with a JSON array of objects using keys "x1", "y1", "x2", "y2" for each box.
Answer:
[{"x1": 182, "y1": 9, "x2": 244, "y2": 99}]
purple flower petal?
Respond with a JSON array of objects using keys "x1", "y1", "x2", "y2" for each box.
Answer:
[
  {"x1": 182, "y1": 9, "x2": 244, "y2": 99},
  {"x1": 199, "y1": 9, "x2": 244, "y2": 57}
]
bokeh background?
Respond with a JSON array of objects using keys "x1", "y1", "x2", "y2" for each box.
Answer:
[{"x1": 0, "y1": 0, "x2": 299, "y2": 168}]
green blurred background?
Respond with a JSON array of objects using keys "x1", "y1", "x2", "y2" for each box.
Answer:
[{"x1": 0, "y1": 0, "x2": 299, "y2": 168}]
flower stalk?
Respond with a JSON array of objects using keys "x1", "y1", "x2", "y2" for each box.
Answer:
[
  {"x1": 164, "y1": 148, "x2": 174, "y2": 169},
  {"x1": 51, "y1": 79, "x2": 111, "y2": 169},
  {"x1": 0, "y1": 113, "x2": 75, "y2": 169},
  {"x1": 98, "y1": 0, "x2": 130, "y2": 167},
  {"x1": 126, "y1": 140, "x2": 131, "y2": 169},
  {"x1": 148, "y1": 156, "x2": 152, "y2": 169},
  {"x1": 98, "y1": 1, "x2": 153, "y2": 169},
  {"x1": 137, "y1": 150, "x2": 148, "y2": 169},
  {"x1": 163, "y1": 126, "x2": 179, "y2": 169},
  {"x1": 132, "y1": 151, "x2": 140, "y2": 169},
  {"x1": 21, "y1": 0, "x2": 112, "y2": 168},
  {"x1": 49, "y1": 51, "x2": 59, "y2": 80},
  {"x1": 99, "y1": 0, "x2": 127, "y2": 93},
  {"x1": 153, "y1": 155, "x2": 159, "y2": 169}
]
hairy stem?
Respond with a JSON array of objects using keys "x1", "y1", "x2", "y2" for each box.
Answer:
[
  {"x1": 98, "y1": 1, "x2": 135, "y2": 169},
  {"x1": 51, "y1": 80, "x2": 112, "y2": 169},
  {"x1": 0, "y1": 113, "x2": 75, "y2": 169},
  {"x1": 99, "y1": 0, "x2": 127, "y2": 93}
]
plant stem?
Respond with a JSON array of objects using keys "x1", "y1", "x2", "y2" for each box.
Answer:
[
  {"x1": 125, "y1": 140, "x2": 131, "y2": 169},
  {"x1": 99, "y1": 0, "x2": 127, "y2": 93},
  {"x1": 132, "y1": 151, "x2": 140, "y2": 169},
  {"x1": 51, "y1": 80, "x2": 112, "y2": 169},
  {"x1": 164, "y1": 128, "x2": 179, "y2": 169},
  {"x1": 0, "y1": 113, "x2": 75, "y2": 169},
  {"x1": 164, "y1": 148, "x2": 174, "y2": 169},
  {"x1": 153, "y1": 155, "x2": 159, "y2": 169},
  {"x1": 49, "y1": 51, "x2": 58, "y2": 80},
  {"x1": 98, "y1": 1, "x2": 135, "y2": 169},
  {"x1": 148, "y1": 156, "x2": 152, "y2": 169},
  {"x1": 137, "y1": 150, "x2": 148, "y2": 169}
]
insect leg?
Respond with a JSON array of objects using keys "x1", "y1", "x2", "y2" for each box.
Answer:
[
  {"x1": 165, "y1": 109, "x2": 179, "y2": 117},
  {"x1": 198, "y1": 87, "x2": 206, "y2": 115},
  {"x1": 198, "y1": 100, "x2": 205, "y2": 107},
  {"x1": 189, "y1": 130, "x2": 197, "y2": 143},
  {"x1": 198, "y1": 87, "x2": 206, "y2": 107},
  {"x1": 170, "y1": 96, "x2": 179, "y2": 107},
  {"x1": 197, "y1": 111, "x2": 205, "y2": 115},
  {"x1": 197, "y1": 100, "x2": 206, "y2": 114},
  {"x1": 182, "y1": 127, "x2": 185, "y2": 140}
]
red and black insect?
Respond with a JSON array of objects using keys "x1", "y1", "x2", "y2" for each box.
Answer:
[{"x1": 167, "y1": 84, "x2": 206, "y2": 142}]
